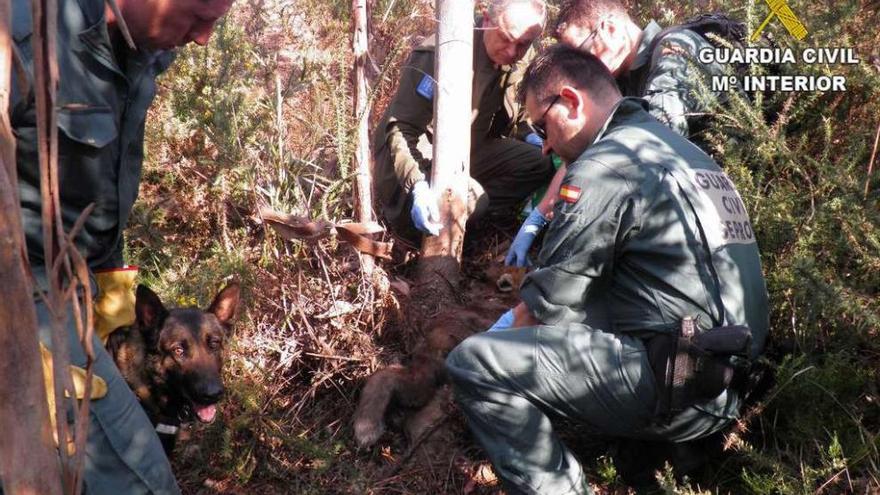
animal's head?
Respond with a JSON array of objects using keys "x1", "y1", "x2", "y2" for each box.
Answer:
[{"x1": 134, "y1": 282, "x2": 241, "y2": 423}]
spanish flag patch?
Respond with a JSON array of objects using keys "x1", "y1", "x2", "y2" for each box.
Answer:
[{"x1": 559, "y1": 184, "x2": 581, "y2": 204}]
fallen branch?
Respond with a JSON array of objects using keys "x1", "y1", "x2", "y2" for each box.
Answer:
[{"x1": 259, "y1": 207, "x2": 393, "y2": 260}]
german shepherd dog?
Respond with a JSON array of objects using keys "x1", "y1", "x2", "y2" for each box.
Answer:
[{"x1": 106, "y1": 282, "x2": 240, "y2": 454}]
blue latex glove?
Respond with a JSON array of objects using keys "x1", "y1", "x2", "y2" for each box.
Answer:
[
  {"x1": 487, "y1": 309, "x2": 515, "y2": 332},
  {"x1": 410, "y1": 180, "x2": 442, "y2": 236},
  {"x1": 505, "y1": 208, "x2": 548, "y2": 267},
  {"x1": 525, "y1": 132, "x2": 544, "y2": 148}
]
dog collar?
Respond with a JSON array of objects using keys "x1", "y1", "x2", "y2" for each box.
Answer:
[{"x1": 155, "y1": 423, "x2": 179, "y2": 435}]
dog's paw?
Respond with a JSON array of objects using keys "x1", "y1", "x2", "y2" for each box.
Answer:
[{"x1": 353, "y1": 416, "x2": 385, "y2": 448}]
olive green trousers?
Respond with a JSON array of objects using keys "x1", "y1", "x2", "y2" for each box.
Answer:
[{"x1": 446, "y1": 323, "x2": 734, "y2": 495}]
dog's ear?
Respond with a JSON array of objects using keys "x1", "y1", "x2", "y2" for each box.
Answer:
[
  {"x1": 135, "y1": 285, "x2": 168, "y2": 330},
  {"x1": 208, "y1": 282, "x2": 240, "y2": 327}
]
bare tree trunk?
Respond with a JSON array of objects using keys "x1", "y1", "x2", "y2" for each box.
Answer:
[
  {"x1": 0, "y1": 0, "x2": 13, "y2": 184},
  {"x1": 414, "y1": 0, "x2": 474, "y2": 310},
  {"x1": 26, "y1": 0, "x2": 97, "y2": 491},
  {"x1": 0, "y1": 0, "x2": 64, "y2": 492},
  {"x1": 352, "y1": 0, "x2": 375, "y2": 275},
  {"x1": 30, "y1": 0, "x2": 82, "y2": 490}
]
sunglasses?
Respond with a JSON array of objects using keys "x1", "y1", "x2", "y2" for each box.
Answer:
[
  {"x1": 528, "y1": 94, "x2": 560, "y2": 141},
  {"x1": 529, "y1": 29, "x2": 599, "y2": 140},
  {"x1": 575, "y1": 28, "x2": 599, "y2": 52}
]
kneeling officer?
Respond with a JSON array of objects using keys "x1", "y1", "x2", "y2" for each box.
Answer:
[{"x1": 446, "y1": 45, "x2": 769, "y2": 494}]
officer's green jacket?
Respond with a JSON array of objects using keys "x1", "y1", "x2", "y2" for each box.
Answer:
[
  {"x1": 617, "y1": 21, "x2": 725, "y2": 138},
  {"x1": 10, "y1": 0, "x2": 173, "y2": 273},
  {"x1": 520, "y1": 98, "x2": 769, "y2": 418},
  {"x1": 372, "y1": 23, "x2": 533, "y2": 223}
]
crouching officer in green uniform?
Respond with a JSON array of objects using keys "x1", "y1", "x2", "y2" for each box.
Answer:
[
  {"x1": 9, "y1": 0, "x2": 233, "y2": 492},
  {"x1": 373, "y1": 0, "x2": 555, "y2": 241},
  {"x1": 447, "y1": 46, "x2": 769, "y2": 494},
  {"x1": 506, "y1": 0, "x2": 730, "y2": 266}
]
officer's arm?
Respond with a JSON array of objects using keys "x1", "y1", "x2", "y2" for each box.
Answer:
[
  {"x1": 642, "y1": 31, "x2": 720, "y2": 137},
  {"x1": 377, "y1": 49, "x2": 436, "y2": 193},
  {"x1": 512, "y1": 302, "x2": 540, "y2": 327},
  {"x1": 519, "y1": 161, "x2": 638, "y2": 325}
]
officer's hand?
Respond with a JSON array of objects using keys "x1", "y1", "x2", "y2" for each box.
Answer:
[
  {"x1": 487, "y1": 309, "x2": 515, "y2": 332},
  {"x1": 505, "y1": 208, "x2": 548, "y2": 267},
  {"x1": 410, "y1": 180, "x2": 443, "y2": 236},
  {"x1": 525, "y1": 132, "x2": 544, "y2": 148}
]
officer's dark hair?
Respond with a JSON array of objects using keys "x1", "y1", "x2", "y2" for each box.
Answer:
[
  {"x1": 554, "y1": 0, "x2": 630, "y2": 37},
  {"x1": 518, "y1": 44, "x2": 621, "y2": 107}
]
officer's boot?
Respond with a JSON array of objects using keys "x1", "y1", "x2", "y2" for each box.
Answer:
[{"x1": 611, "y1": 438, "x2": 668, "y2": 490}]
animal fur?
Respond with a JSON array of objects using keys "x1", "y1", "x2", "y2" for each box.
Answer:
[
  {"x1": 106, "y1": 282, "x2": 240, "y2": 454},
  {"x1": 353, "y1": 308, "x2": 500, "y2": 448}
]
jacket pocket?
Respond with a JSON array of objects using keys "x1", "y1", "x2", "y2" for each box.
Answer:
[{"x1": 57, "y1": 105, "x2": 118, "y2": 148}]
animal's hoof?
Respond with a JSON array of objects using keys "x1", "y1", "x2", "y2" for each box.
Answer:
[{"x1": 353, "y1": 417, "x2": 384, "y2": 448}]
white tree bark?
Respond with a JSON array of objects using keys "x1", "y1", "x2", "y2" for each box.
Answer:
[
  {"x1": 352, "y1": 0, "x2": 375, "y2": 274},
  {"x1": 417, "y1": 0, "x2": 474, "y2": 285}
]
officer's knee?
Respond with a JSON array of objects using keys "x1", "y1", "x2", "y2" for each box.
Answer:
[
  {"x1": 447, "y1": 332, "x2": 506, "y2": 386},
  {"x1": 445, "y1": 340, "x2": 469, "y2": 374},
  {"x1": 445, "y1": 334, "x2": 484, "y2": 376}
]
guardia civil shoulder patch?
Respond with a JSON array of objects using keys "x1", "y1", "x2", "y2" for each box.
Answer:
[
  {"x1": 416, "y1": 75, "x2": 435, "y2": 101},
  {"x1": 559, "y1": 184, "x2": 581, "y2": 204}
]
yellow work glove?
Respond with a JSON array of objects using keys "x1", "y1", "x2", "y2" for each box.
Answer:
[
  {"x1": 94, "y1": 266, "x2": 139, "y2": 343},
  {"x1": 40, "y1": 343, "x2": 108, "y2": 453}
]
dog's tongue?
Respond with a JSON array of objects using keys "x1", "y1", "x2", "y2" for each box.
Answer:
[{"x1": 193, "y1": 404, "x2": 217, "y2": 423}]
